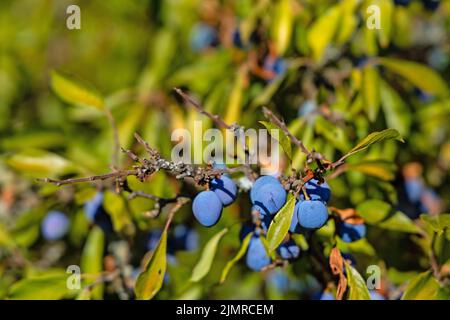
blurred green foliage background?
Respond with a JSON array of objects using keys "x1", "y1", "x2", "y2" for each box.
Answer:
[{"x1": 0, "y1": 0, "x2": 449, "y2": 300}]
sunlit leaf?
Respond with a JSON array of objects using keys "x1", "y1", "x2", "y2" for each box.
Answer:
[
  {"x1": 271, "y1": 0, "x2": 293, "y2": 55},
  {"x1": 380, "y1": 79, "x2": 411, "y2": 136},
  {"x1": 220, "y1": 231, "x2": 253, "y2": 284},
  {"x1": 356, "y1": 199, "x2": 391, "y2": 224},
  {"x1": 362, "y1": 65, "x2": 380, "y2": 122},
  {"x1": 9, "y1": 273, "x2": 70, "y2": 300},
  {"x1": 339, "y1": 129, "x2": 403, "y2": 162},
  {"x1": 103, "y1": 191, "x2": 134, "y2": 235},
  {"x1": 51, "y1": 70, "x2": 104, "y2": 110},
  {"x1": 378, "y1": 211, "x2": 422, "y2": 234},
  {"x1": 345, "y1": 261, "x2": 371, "y2": 300},
  {"x1": 378, "y1": 58, "x2": 449, "y2": 98},
  {"x1": 190, "y1": 228, "x2": 228, "y2": 282},
  {"x1": 402, "y1": 271, "x2": 440, "y2": 300},
  {"x1": 307, "y1": 5, "x2": 341, "y2": 61},
  {"x1": 81, "y1": 226, "x2": 104, "y2": 299},
  {"x1": 135, "y1": 230, "x2": 167, "y2": 300},
  {"x1": 6, "y1": 149, "x2": 75, "y2": 177},
  {"x1": 267, "y1": 194, "x2": 296, "y2": 252}
]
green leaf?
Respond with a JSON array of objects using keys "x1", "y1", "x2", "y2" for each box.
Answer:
[
  {"x1": 103, "y1": 191, "x2": 134, "y2": 234},
  {"x1": 9, "y1": 274, "x2": 70, "y2": 300},
  {"x1": 259, "y1": 121, "x2": 292, "y2": 159},
  {"x1": 362, "y1": 66, "x2": 380, "y2": 122},
  {"x1": 346, "y1": 160, "x2": 396, "y2": 181},
  {"x1": 336, "y1": 0, "x2": 358, "y2": 45},
  {"x1": 271, "y1": 0, "x2": 293, "y2": 55},
  {"x1": 345, "y1": 261, "x2": 371, "y2": 300},
  {"x1": 378, "y1": 211, "x2": 422, "y2": 234},
  {"x1": 267, "y1": 194, "x2": 296, "y2": 252},
  {"x1": 307, "y1": 4, "x2": 341, "y2": 61},
  {"x1": 51, "y1": 70, "x2": 104, "y2": 110},
  {"x1": 339, "y1": 129, "x2": 403, "y2": 162},
  {"x1": 402, "y1": 271, "x2": 440, "y2": 300},
  {"x1": 380, "y1": 77, "x2": 411, "y2": 137},
  {"x1": 377, "y1": 0, "x2": 393, "y2": 48},
  {"x1": 134, "y1": 230, "x2": 167, "y2": 300},
  {"x1": 81, "y1": 226, "x2": 104, "y2": 299},
  {"x1": 220, "y1": 231, "x2": 253, "y2": 284},
  {"x1": 420, "y1": 214, "x2": 450, "y2": 234},
  {"x1": 190, "y1": 228, "x2": 228, "y2": 282},
  {"x1": 337, "y1": 238, "x2": 376, "y2": 256},
  {"x1": 377, "y1": 58, "x2": 449, "y2": 98},
  {"x1": 356, "y1": 199, "x2": 392, "y2": 224},
  {"x1": 5, "y1": 149, "x2": 75, "y2": 177}
]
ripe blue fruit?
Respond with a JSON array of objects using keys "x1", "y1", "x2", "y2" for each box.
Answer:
[
  {"x1": 189, "y1": 23, "x2": 218, "y2": 52},
  {"x1": 370, "y1": 290, "x2": 386, "y2": 300},
  {"x1": 422, "y1": 0, "x2": 440, "y2": 11},
  {"x1": 289, "y1": 201, "x2": 302, "y2": 233},
  {"x1": 192, "y1": 190, "x2": 223, "y2": 227},
  {"x1": 318, "y1": 291, "x2": 335, "y2": 300},
  {"x1": 297, "y1": 200, "x2": 328, "y2": 229},
  {"x1": 394, "y1": 0, "x2": 410, "y2": 6},
  {"x1": 338, "y1": 222, "x2": 366, "y2": 242},
  {"x1": 41, "y1": 211, "x2": 70, "y2": 240},
  {"x1": 267, "y1": 269, "x2": 289, "y2": 293},
  {"x1": 250, "y1": 176, "x2": 279, "y2": 201},
  {"x1": 239, "y1": 223, "x2": 256, "y2": 241},
  {"x1": 84, "y1": 192, "x2": 104, "y2": 222},
  {"x1": 263, "y1": 56, "x2": 286, "y2": 82},
  {"x1": 277, "y1": 240, "x2": 300, "y2": 260},
  {"x1": 404, "y1": 178, "x2": 423, "y2": 203},
  {"x1": 210, "y1": 176, "x2": 237, "y2": 206},
  {"x1": 252, "y1": 182, "x2": 287, "y2": 215},
  {"x1": 245, "y1": 235, "x2": 271, "y2": 271},
  {"x1": 304, "y1": 178, "x2": 331, "y2": 203}
]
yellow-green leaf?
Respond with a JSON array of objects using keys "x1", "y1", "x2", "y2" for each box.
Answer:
[
  {"x1": 420, "y1": 214, "x2": 450, "y2": 234},
  {"x1": 362, "y1": 65, "x2": 380, "y2": 122},
  {"x1": 134, "y1": 230, "x2": 167, "y2": 300},
  {"x1": 8, "y1": 274, "x2": 70, "y2": 300},
  {"x1": 307, "y1": 5, "x2": 341, "y2": 61},
  {"x1": 51, "y1": 70, "x2": 104, "y2": 110},
  {"x1": 345, "y1": 261, "x2": 371, "y2": 300},
  {"x1": 380, "y1": 79, "x2": 411, "y2": 136},
  {"x1": 271, "y1": 0, "x2": 293, "y2": 55},
  {"x1": 378, "y1": 211, "x2": 422, "y2": 234},
  {"x1": 346, "y1": 160, "x2": 396, "y2": 181},
  {"x1": 339, "y1": 129, "x2": 403, "y2": 162},
  {"x1": 6, "y1": 149, "x2": 75, "y2": 177},
  {"x1": 336, "y1": 0, "x2": 358, "y2": 45},
  {"x1": 402, "y1": 271, "x2": 440, "y2": 300},
  {"x1": 190, "y1": 228, "x2": 228, "y2": 282},
  {"x1": 267, "y1": 194, "x2": 296, "y2": 252},
  {"x1": 220, "y1": 232, "x2": 253, "y2": 284},
  {"x1": 378, "y1": 58, "x2": 449, "y2": 98},
  {"x1": 103, "y1": 191, "x2": 134, "y2": 234},
  {"x1": 81, "y1": 226, "x2": 104, "y2": 299},
  {"x1": 259, "y1": 121, "x2": 292, "y2": 159}
]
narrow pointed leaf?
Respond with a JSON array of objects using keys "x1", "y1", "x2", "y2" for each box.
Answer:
[
  {"x1": 345, "y1": 261, "x2": 371, "y2": 300},
  {"x1": 220, "y1": 232, "x2": 253, "y2": 284},
  {"x1": 267, "y1": 194, "x2": 296, "y2": 252},
  {"x1": 190, "y1": 228, "x2": 228, "y2": 282},
  {"x1": 134, "y1": 230, "x2": 167, "y2": 300}
]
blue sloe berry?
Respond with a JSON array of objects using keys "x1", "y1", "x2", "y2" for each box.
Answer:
[
  {"x1": 245, "y1": 235, "x2": 271, "y2": 271},
  {"x1": 192, "y1": 190, "x2": 223, "y2": 227},
  {"x1": 297, "y1": 200, "x2": 328, "y2": 229},
  {"x1": 41, "y1": 211, "x2": 70, "y2": 240},
  {"x1": 210, "y1": 175, "x2": 237, "y2": 206}
]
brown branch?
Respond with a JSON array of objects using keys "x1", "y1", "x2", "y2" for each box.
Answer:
[
  {"x1": 37, "y1": 170, "x2": 136, "y2": 186},
  {"x1": 262, "y1": 106, "x2": 310, "y2": 155},
  {"x1": 174, "y1": 88, "x2": 230, "y2": 129}
]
